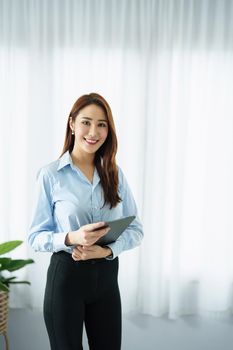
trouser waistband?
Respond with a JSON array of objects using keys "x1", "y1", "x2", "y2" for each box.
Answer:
[{"x1": 54, "y1": 250, "x2": 109, "y2": 265}]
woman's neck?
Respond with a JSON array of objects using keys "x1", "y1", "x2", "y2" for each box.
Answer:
[{"x1": 70, "y1": 150, "x2": 95, "y2": 167}]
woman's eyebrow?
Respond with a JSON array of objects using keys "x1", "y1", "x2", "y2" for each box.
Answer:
[{"x1": 81, "y1": 116, "x2": 108, "y2": 122}]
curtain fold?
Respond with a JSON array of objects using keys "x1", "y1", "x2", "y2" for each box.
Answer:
[{"x1": 0, "y1": 0, "x2": 232, "y2": 319}]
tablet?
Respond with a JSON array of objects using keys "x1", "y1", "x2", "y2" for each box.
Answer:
[{"x1": 95, "y1": 215, "x2": 136, "y2": 246}]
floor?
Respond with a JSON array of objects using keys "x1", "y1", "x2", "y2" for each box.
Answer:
[{"x1": 1, "y1": 309, "x2": 233, "y2": 350}]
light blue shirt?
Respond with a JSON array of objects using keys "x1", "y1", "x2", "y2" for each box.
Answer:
[{"x1": 28, "y1": 151, "x2": 143, "y2": 259}]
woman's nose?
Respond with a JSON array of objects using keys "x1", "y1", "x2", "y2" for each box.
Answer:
[{"x1": 88, "y1": 125, "x2": 98, "y2": 137}]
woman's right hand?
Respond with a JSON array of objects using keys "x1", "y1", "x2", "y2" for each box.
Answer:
[{"x1": 65, "y1": 222, "x2": 110, "y2": 247}]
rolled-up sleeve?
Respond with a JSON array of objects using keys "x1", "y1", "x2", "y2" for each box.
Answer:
[
  {"x1": 106, "y1": 168, "x2": 143, "y2": 259},
  {"x1": 28, "y1": 167, "x2": 69, "y2": 252}
]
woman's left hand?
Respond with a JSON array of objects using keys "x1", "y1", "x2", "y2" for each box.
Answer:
[{"x1": 72, "y1": 245, "x2": 112, "y2": 261}]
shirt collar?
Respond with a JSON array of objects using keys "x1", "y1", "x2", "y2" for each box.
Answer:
[
  {"x1": 57, "y1": 151, "x2": 71, "y2": 171},
  {"x1": 57, "y1": 150, "x2": 100, "y2": 187}
]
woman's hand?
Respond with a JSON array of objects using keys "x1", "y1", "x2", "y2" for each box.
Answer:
[
  {"x1": 72, "y1": 245, "x2": 112, "y2": 261},
  {"x1": 65, "y1": 222, "x2": 110, "y2": 247}
]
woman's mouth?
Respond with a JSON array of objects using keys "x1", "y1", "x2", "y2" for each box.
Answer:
[{"x1": 84, "y1": 138, "x2": 99, "y2": 145}]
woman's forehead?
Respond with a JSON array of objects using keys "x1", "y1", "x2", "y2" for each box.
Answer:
[{"x1": 77, "y1": 104, "x2": 107, "y2": 121}]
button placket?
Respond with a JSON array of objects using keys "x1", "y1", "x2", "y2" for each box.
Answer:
[{"x1": 92, "y1": 187, "x2": 101, "y2": 222}]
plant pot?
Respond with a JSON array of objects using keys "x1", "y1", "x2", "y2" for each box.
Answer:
[{"x1": 0, "y1": 291, "x2": 9, "y2": 349}]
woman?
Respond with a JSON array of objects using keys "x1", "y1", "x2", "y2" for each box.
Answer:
[{"x1": 28, "y1": 93, "x2": 143, "y2": 350}]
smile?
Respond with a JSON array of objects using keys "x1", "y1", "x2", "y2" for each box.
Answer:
[{"x1": 84, "y1": 138, "x2": 99, "y2": 145}]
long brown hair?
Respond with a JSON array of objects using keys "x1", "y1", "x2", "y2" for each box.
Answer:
[{"x1": 60, "y1": 93, "x2": 122, "y2": 209}]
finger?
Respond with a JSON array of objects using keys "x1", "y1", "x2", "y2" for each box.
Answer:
[
  {"x1": 72, "y1": 253, "x2": 80, "y2": 261},
  {"x1": 72, "y1": 250, "x2": 78, "y2": 257},
  {"x1": 76, "y1": 246, "x2": 84, "y2": 252},
  {"x1": 81, "y1": 227, "x2": 111, "y2": 247},
  {"x1": 89, "y1": 226, "x2": 110, "y2": 239},
  {"x1": 73, "y1": 248, "x2": 82, "y2": 255},
  {"x1": 81, "y1": 231, "x2": 108, "y2": 247},
  {"x1": 72, "y1": 250, "x2": 82, "y2": 259},
  {"x1": 85, "y1": 222, "x2": 107, "y2": 232},
  {"x1": 82, "y1": 245, "x2": 95, "y2": 252},
  {"x1": 94, "y1": 226, "x2": 110, "y2": 237},
  {"x1": 81, "y1": 251, "x2": 89, "y2": 260}
]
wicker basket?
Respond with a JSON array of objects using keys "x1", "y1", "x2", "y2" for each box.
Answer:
[{"x1": 0, "y1": 291, "x2": 9, "y2": 349}]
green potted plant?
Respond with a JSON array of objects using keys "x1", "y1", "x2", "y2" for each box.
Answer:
[{"x1": 0, "y1": 240, "x2": 34, "y2": 349}]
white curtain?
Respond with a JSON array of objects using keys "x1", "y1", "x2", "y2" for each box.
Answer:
[{"x1": 0, "y1": 0, "x2": 233, "y2": 319}]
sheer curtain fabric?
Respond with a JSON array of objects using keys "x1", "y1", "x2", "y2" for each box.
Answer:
[{"x1": 0, "y1": 0, "x2": 233, "y2": 319}]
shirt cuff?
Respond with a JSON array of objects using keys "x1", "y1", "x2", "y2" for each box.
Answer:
[
  {"x1": 52, "y1": 232, "x2": 72, "y2": 253},
  {"x1": 105, "y1": 240, "x2": 123, "y2": 260}
]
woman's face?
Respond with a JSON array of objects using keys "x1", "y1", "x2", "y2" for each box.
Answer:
[{"x1": 70, "y1": 104, "x2": 109, "y2": 155}]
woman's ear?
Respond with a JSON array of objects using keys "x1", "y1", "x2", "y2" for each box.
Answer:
[{"x1": 69, "y1": 117, "x2": 74, "y2": 133}]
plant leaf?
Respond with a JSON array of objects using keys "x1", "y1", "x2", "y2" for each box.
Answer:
[
  {"x1": 0, "y1": 276, "x2": 17, "y2": 286},
  {"x1": 0, "y1": 241, "x2": 22, "y2": 255},
  {"x1": 3, "y1": 259, "x2": 34, "y2": 272},
  {"x1": 0, "y1": 258, "x2": 12, "y2": 270},
  {"x1": 0, "y1": 280, "x2": 9, "y2": 292},
  {"x1": 8, "y1": 280, "x2": 31, "y2": 285},
  {"x1": 4, "y1": 277, "x2": 17, "y2": 281}
]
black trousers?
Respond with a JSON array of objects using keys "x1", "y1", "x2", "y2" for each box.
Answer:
[{"x1": 43, "y1": 251, "x2": 122, "y2": 350}]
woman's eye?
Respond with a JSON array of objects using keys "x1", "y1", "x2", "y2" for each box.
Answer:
[
  {"x1": 82, "y1": 121, "x2": 90, "y2": 125},
  {"x1": 81, "y1": 121, "x2": 107, "y2": 127}
]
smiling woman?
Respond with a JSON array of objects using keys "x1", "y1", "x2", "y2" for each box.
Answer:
[{"x1": 28, "y1": 93, "x2": 143, "y2": 350}]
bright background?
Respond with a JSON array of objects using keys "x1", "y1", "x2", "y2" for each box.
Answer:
[{"x1": 0, "y1": 0, "x2": 233, "y2": 319}]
